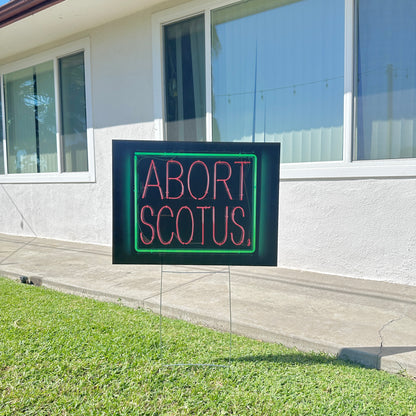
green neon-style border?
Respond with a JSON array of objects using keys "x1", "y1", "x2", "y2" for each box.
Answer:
[{"x1": 134, "y1": 151, "x2": 257, "y2": 254}]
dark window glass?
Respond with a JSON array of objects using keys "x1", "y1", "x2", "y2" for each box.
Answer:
[
  {"x1": 164, "y1": 15, "x2": 206, "y2": 141},
  {"x1": 59, "y1": 52, "x2": 88, "y2": 172}
]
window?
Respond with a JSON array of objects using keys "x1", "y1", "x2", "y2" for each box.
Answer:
[
  {"x1": 164, "y1": 14, "x2": 206, "y2": 141},
  {"x1": 4, "y1": 61, "x2": 57, "y2": 174},
  {"x1": 153, "y1": 0, "x2": 416, "y2": 178},
  {"x1": 354, "y1": 0, "x2": 416, "y2": 160},
  {"x1": 0, "y1": 40, "x2": 94, "y2": 182},
  {"x1": 59, "y1": 52, "x2": 88, "y2": 172},
  {"x1": 211, "y1": 0, "x2": 344, "y2": 163}
]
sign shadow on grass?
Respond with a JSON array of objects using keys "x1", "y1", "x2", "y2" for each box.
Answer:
[
  {"x1": 339, "y1": 346, "x2": 416, "y2": 370},
  {"x1": 212, "y1": 345, "x2": 416, "y2": 371},
  {"x1": 216, "y1": 352, "x2": 342, "y2": 368}
]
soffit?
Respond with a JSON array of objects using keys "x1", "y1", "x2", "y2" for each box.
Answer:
[{"x1": 0, "y1": 0, "x2": 169, "y2": 62}]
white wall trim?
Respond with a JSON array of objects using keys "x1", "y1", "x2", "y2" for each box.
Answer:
[
  {"x1": 343, "y1": 0, "x2": 354, "y2": 164},
  {"x1": 83, "y1": 38, "x2": 96, "y2": 183},
  {"x1": 53, "y1": 58, "x2": 63, "y2": 174},
  {"x1": 0, "y1": 73, "x2": 7, "y2": 175},
  {"x1": 281, "y1": 159, "x2": 416, "y2": 180},
  {"x1": 204, "y1": 10, "x2": 213, "y2": 142},
  {"x1": 0, "y1": 38, "x2": 96, "y2": 184},
  {"x1": 0, "y1": 172, "x2": 95, "y2": 184},
  {"x1": 151, "y1": 9, "x2": 165, "y2": 141}
]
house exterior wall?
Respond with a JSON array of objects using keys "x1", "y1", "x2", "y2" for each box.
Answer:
[
  {"x1": 279, "y1": 178, "x2": 416, "y2": 285},
  {"x1": 0, "y1": 2, "x2": 415, "y2": 285}
]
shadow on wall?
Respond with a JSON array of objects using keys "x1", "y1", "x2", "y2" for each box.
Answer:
[{"x1": 0, "y1": 185, "x2": 37, "y2": 237}]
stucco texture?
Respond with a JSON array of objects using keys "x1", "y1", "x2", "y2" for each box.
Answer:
[{"x1": 278, "y1": 178, "x2": 416, "y2": 285}]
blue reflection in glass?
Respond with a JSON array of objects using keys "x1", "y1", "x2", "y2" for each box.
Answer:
[
  {"x1": 355, "y1": 0, "x2": 416, "y2": 160},
  {"x1": 212, "y1": 0, "x2": 344, "y2": 163}
]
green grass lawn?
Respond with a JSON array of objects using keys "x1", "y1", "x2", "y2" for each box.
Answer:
[{"x1": 0, "y1": 277, "x2": 415, "y2": 415}]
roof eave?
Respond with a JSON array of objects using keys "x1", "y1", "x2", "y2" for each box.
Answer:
[{"x1": 0, "y1": 0, "x2": 65, "y2": 28}]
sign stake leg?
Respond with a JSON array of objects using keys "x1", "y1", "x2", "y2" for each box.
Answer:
[
  {"x1": 228, "y1": 264, "x2": 232, "y2": 368},
  {"x1": 159, "y1": 262, "x2": 163, "y2": 362}
]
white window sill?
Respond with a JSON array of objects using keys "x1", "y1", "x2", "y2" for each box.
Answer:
[
  {"x1": 0, "y1": 171, "x2": 95, "y2": 184},
  {"x1": 281, "y1": 159, "x2": 416, "y2": 180}
]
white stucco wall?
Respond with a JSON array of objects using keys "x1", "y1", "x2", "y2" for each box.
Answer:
[
  {"x1": 278, "y1": 178, "x2": 416, "y2": 285},
  {"x1": 0, "y1": 4, "x2": 415, "y2": 285}
]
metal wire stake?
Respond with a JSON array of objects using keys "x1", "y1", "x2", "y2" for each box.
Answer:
[
  {"x1": 159, "y1": 262, "x2": 163, "y2": 362},
  {"x1": 228, "y1": 264, "x2": 232, "y2": 368},
  {"x1": 158, "y1": 265, "x2": 233, "y2": 368}
]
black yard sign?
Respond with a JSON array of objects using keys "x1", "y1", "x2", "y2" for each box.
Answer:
[{"x1": 112, "y1": 140, "x2": 280, "y2": 266}]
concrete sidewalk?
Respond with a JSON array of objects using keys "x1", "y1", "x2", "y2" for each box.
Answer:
[{"x1": 1, "y1": 232, "x2": 416, "y2": 376}]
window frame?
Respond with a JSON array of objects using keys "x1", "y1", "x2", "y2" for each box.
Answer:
[
  {"x1": 0, "y1": 38, "x2": 95, "y2": 183},
  {"x1": 152, "y1": 0, "x2": 416, "y2": 179}
]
